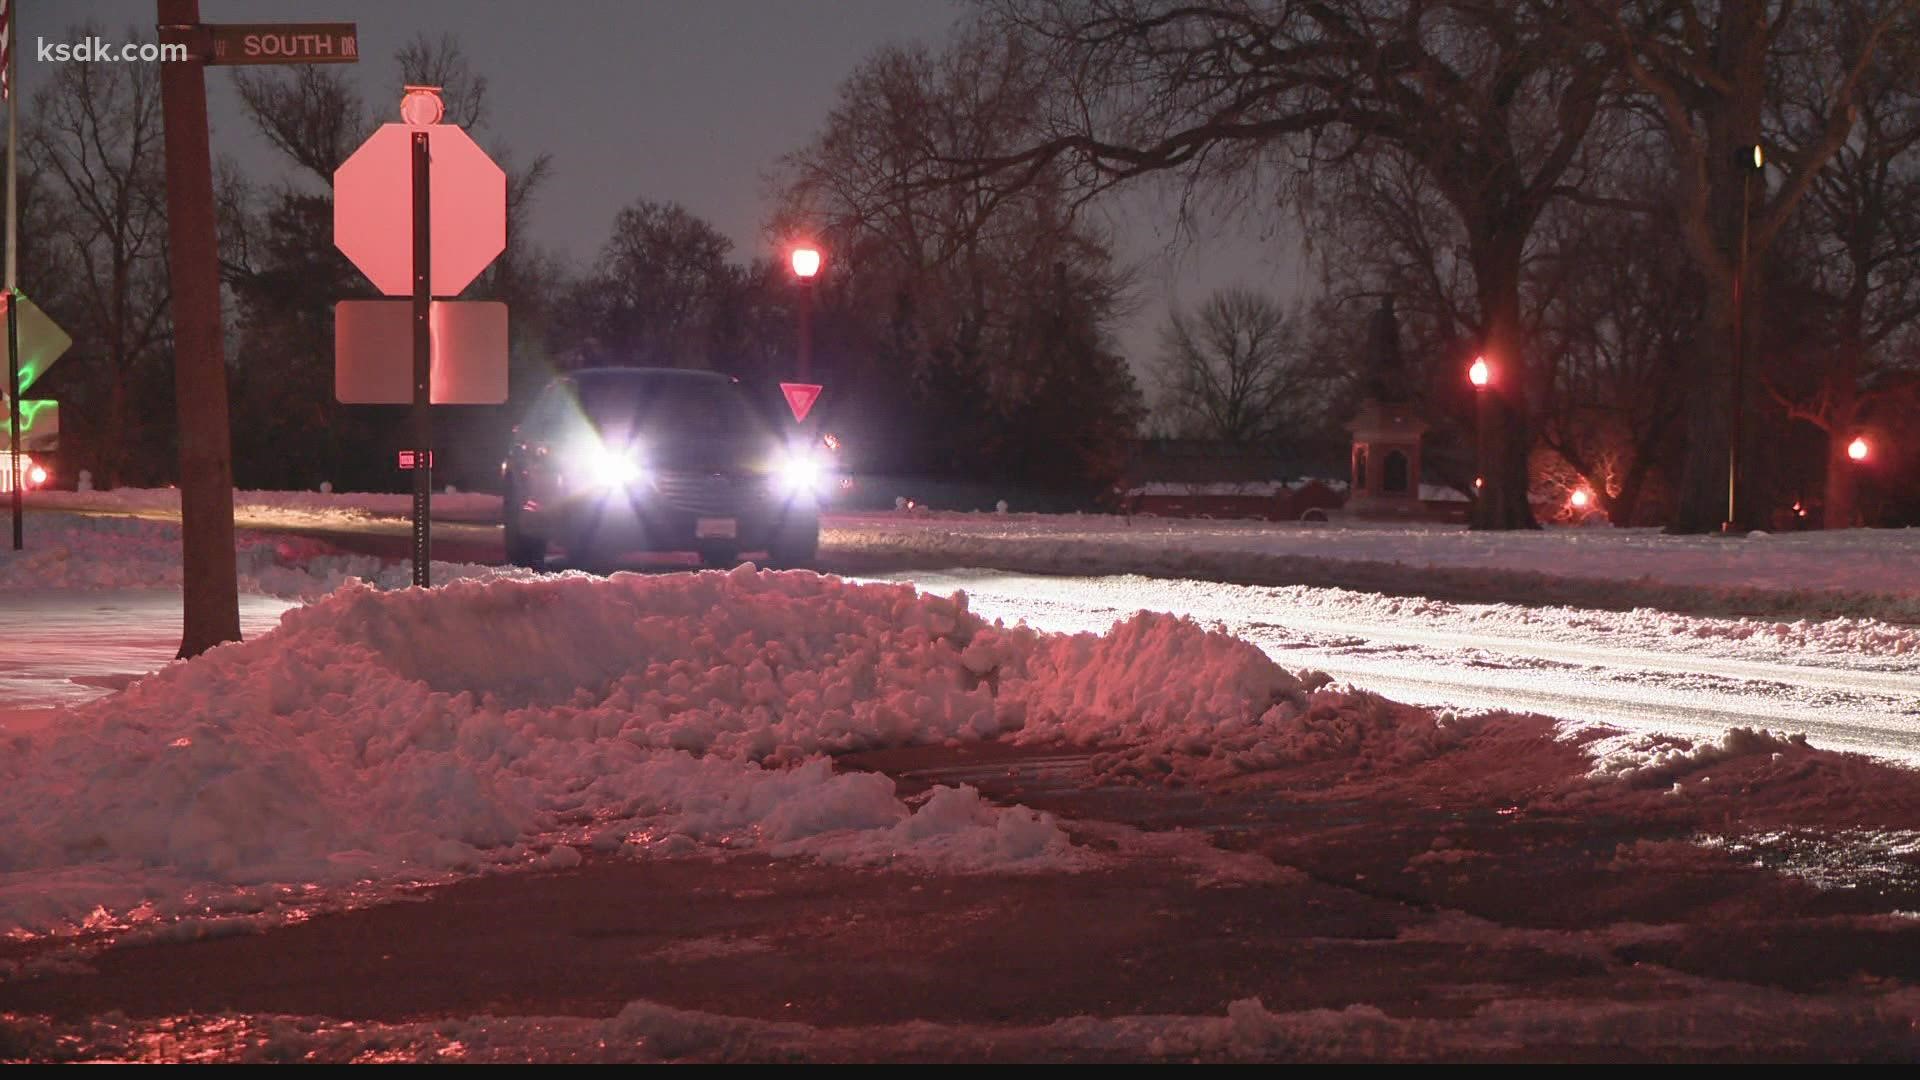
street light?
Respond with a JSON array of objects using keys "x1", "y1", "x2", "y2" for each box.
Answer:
[
  {"x1": 1468, "y1": 355, "x2": 1490, "y2": 495},
  {"x1": 791, "y1": 246, "x2": 822, "y2": 382},
  {"x1": 1848, "y1": 435, "x2": 1870, "y2": 462},
  {"x1": 1725, "y1": 142, "x2": 1765, "y2": 533}
]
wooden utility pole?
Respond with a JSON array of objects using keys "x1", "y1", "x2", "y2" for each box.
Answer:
[{"x1": 157, "y1": 0, "x2": 241, "y2": 658}]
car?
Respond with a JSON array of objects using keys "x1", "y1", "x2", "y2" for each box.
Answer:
[{"x1": 501, "y1": 367, "x2": 827, "y2": 570}]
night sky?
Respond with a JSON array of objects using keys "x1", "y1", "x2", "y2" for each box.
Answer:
[{"x1": 15, "y1": 0, "x2": 1296, "y2": 375}]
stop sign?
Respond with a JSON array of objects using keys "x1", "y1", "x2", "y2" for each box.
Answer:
[{"x1": 334, "y1": 123, "x2": 506, "y2": 297}]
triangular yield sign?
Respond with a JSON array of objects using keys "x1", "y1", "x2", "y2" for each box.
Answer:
[{"x1": 779, "y1": 382, "x2": 823, "y2": 423}]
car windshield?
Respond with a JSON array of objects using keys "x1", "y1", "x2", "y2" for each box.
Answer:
[{"x1": 572, "y1": 372, "x2": 756, "y2": 436}]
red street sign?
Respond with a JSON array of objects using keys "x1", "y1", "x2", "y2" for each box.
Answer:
[
  {"x1": 398, "y1": 450, "x2": 434, "y2": 470},
  {"x1": 335, "y1": 300, "x2": 509, "y2": 404},
  {"x1": 780, "y1": 382, "x2": 822, "y2": 423},
  {"x1": 205, "y1": 24, "x2": 358, "y2": 65},
  {"x1": 334, "y1": 124, "x2": 506, "y2": 297}
]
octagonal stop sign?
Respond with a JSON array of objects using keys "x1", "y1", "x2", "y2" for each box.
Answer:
[{"x1": 334, "y1": 123, "x2": 506, "y2": 296}]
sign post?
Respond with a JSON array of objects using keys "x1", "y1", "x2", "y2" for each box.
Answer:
[
  {"x1": 2, "y1": 289, "x2": 75, "y2": 549},
  {"x1": 7, "y1": 288, "x2": 18, "y2": 550},
  {"x1": 333, "y1": 86, "x2": 506, "y2": 587},
  {"x1": 409, "y1": 129, "x2": 432, "y2": 585}
]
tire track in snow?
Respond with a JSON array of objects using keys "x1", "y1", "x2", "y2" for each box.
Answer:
[{"x1": 872, "y1": 570, "x2": 1920, "y2": 763}]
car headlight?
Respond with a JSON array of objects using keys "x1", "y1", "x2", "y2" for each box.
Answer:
[
  {"x1": 569, "y1": 438, "x2": 648, "y2": 490},
  {"x1": 775, "y1": 449, "x2": 827, "y2": 498}
]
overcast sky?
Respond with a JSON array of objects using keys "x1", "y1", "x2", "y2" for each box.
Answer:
[{"x1": 18, "y1": 0, "x2": 1304, "y2": 375}]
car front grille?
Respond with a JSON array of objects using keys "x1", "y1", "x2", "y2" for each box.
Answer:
[{"x1": 651, "y1": 471, "x2": 764, "y2": 516}]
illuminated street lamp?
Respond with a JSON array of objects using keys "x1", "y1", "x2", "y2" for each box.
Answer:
[
  {"x1": 1725, "y1": 142, "x2": 1765, "y2": 533},
  {"x1": 791, "y1": 246, "x2": 822, "y2": 381},
  {"x1": 1468, "y1": 355, "x2": 1490, "y2": 493},
  {"x1": 1570, "y1": 488, "x2": 1591, "y2": 510},
  {"x1": 1847, "y1": 436, "x2": 1870, "y2": 462}
]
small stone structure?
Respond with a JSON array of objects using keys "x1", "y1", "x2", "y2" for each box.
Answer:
[{"x1": 1344, "y1": 297, "x2": 1432, "y2": 520}]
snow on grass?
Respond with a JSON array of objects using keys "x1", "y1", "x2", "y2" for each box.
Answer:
[
  {"x1": 27, "y1": 487, "x2": 502, "y2": 530},
  {"x1": 28, "y1": 487, "x2": 1920, "y2": 618},
  {"x1": 0, "y1": 512, "x2": 511, "y2": 597},
  {"x1": 828, "y1": 511, "x2": 1920, "y2": 621}
]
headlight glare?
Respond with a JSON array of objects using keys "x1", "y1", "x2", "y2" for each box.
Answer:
[
  {"x1": 776, "y1": 450, "x2": 826, "y2": 497},
  {"x1": 571, "y1": 438, "x2": 647, "y2": 490}
]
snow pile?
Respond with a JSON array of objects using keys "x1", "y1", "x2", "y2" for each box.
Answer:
[
  {"x1": 0, "y1": 567, "x2": 1324, "y2": 934},
  {"x1": 0, "y1": 512, "x2": 513, "y2": 597}
]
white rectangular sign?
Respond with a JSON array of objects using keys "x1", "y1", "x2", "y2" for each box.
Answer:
[{"x1": 334, "y1": 300, "x2": 509, "y2": 405}]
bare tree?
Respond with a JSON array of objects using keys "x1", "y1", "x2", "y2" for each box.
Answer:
[
  {"x1": 1532, "y1": 195, "x2": 1695, "y2": 524},
  {"x1": 1152, "y1": 288, "x2": 1326, "y2": 445},
  {"x1": 1766, "y1": 12, "x2": 1920, "y2": 527},
  {"x1": 559, "y1": 200, "x2": 738, "y2": 370},
  {"x1": 231, "y1": 65, "x2": 368, "y2": 183},
  {"x1": 26, "y1": 25, "x2": 173, "y2": 488},
  {"x1": 945, "y1": 0, "x2": 1618, "y2": 528},
  {"x1": 775, "y1": 24, "x2": 1144, "y2": 491},
  {"x1": 1580, "y1": 0, "x2": 1917, "y2": 531}
]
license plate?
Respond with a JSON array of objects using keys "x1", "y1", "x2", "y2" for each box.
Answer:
[{"x1": 695, "y1": 517, "x2": 737, "y2": 539}]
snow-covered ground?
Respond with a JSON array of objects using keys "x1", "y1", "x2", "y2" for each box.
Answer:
[
  {"x1": 1, "y1": 517, "x2": 1915, "y2": 937},
  {"x1": 26, "y1": 487, "x2": 504, "y2": 530},
  {"x1": 0, "y1": 511, "x2": 509, "y2": 596},
  {"x1": 830, "y1": 510, "x2": 1920, "y2": 620},
  {"x1": 878, "y1": 570, "x2": 1920, "y2": 762},
  {"x1": 6, "y1": 505, "x2": 1920, "y2": 1060},
  {"x1": 27, "y1": 487, "x2": 1920, "y2": 618}
]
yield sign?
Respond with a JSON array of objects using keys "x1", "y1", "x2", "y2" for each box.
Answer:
[
  {"x1": 780, "y1": 382, "x2": 822, "y2": 423},
  {"x1": 333, "y1": 123, "x2": 506, "y2": 296}
]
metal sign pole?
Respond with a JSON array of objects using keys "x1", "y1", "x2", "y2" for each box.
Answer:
[
  {"x1": 410, "y1": 130, "x2": 432, "y2": 587},
  {"x1": 7, "y1": 11, "x2": 20, "y2": 551},
  {"x1": 7, "y1": 290, "x2": 19, "y2": 551}
]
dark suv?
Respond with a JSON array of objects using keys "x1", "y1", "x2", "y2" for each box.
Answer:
[{"x1": 501, "y1": 367, "x2": 826, "y2": 569}]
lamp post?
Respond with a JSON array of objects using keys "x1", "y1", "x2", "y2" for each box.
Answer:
[
  {"x1": 791, "y1": 246, "x2": 821, "y2": 381},
  {"x1": 1725, "y1": 142, "x2": 1765, "y2": 533},
  {"x1": 1468, "y1": 354, "x2": 1490, "y2": 497},
  {"x1": 1847, "y1": 435, "x2": 1870, "y2": 463}
]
